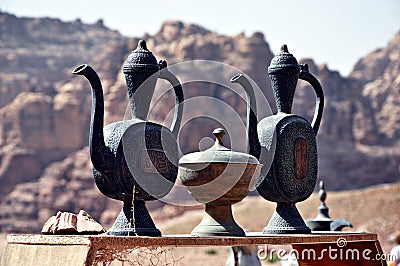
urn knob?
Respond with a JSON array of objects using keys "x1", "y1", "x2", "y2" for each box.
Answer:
[
  {"x1": 179, "y1": 128, "x2": 260, "y2": 165},
  {"x1": 213, "y1": 128, "x2": 226, "y2": 149}
]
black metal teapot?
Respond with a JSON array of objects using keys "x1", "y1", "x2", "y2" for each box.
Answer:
[
  {"x1": 231, "y1": 45, "x2": 324, "y2": 234},
  {"x1": 72, "y1": 40, "x2": 184, "y2": 236},
  {"x1": 306, "y1": 181, "x2": 353, "y2": 231}
]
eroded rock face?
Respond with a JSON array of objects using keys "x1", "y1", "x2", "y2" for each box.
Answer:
[
  {"x1": 351, "y1": 32, "x2": 400, "y2": 143},
  {"x1": 0, "y1": 147, "x2": 114, "y2": 232},
  {"x1": 0, "y1": 11, "x2": 399, "y2": 233},
  {"x1": 0, "y1": 11, "x2": 123, "y2": 206}
]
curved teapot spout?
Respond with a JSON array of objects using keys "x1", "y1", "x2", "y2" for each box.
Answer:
[
  {"x1": 72, "y1": 64, "x2": 113, "y2": 173},
  {"x1": 230, "y1": 74, "x2": 261, "y2": 159}
]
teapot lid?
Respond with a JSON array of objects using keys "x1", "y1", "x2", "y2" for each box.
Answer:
[
  {"x1": 179, "y1": 128, "x2": 260, "y2": 165},
  {"x1": 268, "y1": 44, "x2": 300, "y2": 74},
  {"x1": 123, "y1": 40, "x2": 159, "y2": 73}
]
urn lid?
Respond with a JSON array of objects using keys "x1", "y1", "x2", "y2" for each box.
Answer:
[
  {"x1": 123, "y1": 40, "x2": 160, "y2": 73},
  {"x1": 268, "y1": 44, "x2": 300, "y2": 74},
  {"x1": 179, "y1": 128, "x2": 260, "y2": 165}
]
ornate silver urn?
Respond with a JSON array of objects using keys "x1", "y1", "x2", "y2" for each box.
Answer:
[
  {"x1": 177, "y1": 72, "x2": 262, "y2": 236},
  {"x1": 178, "y1": 128, "x2": 262, "y2": 236}
]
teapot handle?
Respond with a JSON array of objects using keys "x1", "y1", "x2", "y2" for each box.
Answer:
[
  {"x1": 158, "y1": 60, "x2": 184, "y2": 139},
  {"x1": 299, "y1": 64, "x2": 324, "y2": 134}
]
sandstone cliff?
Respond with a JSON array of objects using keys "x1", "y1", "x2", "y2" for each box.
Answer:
[{"x1": 0, "y1": 11, "x2": 398, "y2": 233}]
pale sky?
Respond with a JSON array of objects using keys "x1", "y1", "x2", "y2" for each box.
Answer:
[{"x1": 1, "y1": 0, "x2": 399, "y2": 76}]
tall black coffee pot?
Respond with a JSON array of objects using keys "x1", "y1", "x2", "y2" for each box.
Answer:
[
  {"x1": 232, "y1": 45, "x2": 324, "y2": 234},
  {"x1": 73, "y1": 40, "x2": 184, "y2": 236}
]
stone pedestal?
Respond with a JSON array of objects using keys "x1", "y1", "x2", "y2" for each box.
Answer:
[{"x1": 1, "y1": 233, "x2": 385, "y2": 266}]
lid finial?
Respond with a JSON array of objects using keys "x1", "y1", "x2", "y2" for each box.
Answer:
[
  {"x1": 280, "y1": 44, "x2": 289, "y2": 53},
  {"x1": 318, "y1": 180, "x2": 327, "y2": 204},
  {"x1": 213, "y1": 128, "x2": 225, "y2": 146},
  {"x1": 138, "y1": 39, "x2": 148, "y2": 50}
]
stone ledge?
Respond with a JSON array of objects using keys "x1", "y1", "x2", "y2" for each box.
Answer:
[{"x1": 6, "y1": 232, "x2": 377, "y2": 247}]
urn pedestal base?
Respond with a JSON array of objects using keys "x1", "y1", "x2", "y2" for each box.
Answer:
[
  {"x1": 192, "y1": 204, "x2": 245, "y2": 237},
  {"x1": 263, "y1": 203, "x2": 311, "y2": 234},
  {"x1": 107, "y1": 199, "x2": 161, "y2": 237}
]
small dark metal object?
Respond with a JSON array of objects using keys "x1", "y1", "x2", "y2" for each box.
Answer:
[
  {"x1": 72, "y1": 40, "x2": 184, "y2": 236},
  {"x1": 306, "y1": 181, "x2": 353, "y2": 231},
  {"x1": 178, "y1": 128, "x2": 262, "y2": 236},
  {"x1": 232, "y1": 45, "x2": 325, "y2": 234}
]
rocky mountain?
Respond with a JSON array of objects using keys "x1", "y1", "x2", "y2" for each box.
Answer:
[{"x1": 0, "y1": 11, "x2": 398, "y2": 233}]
